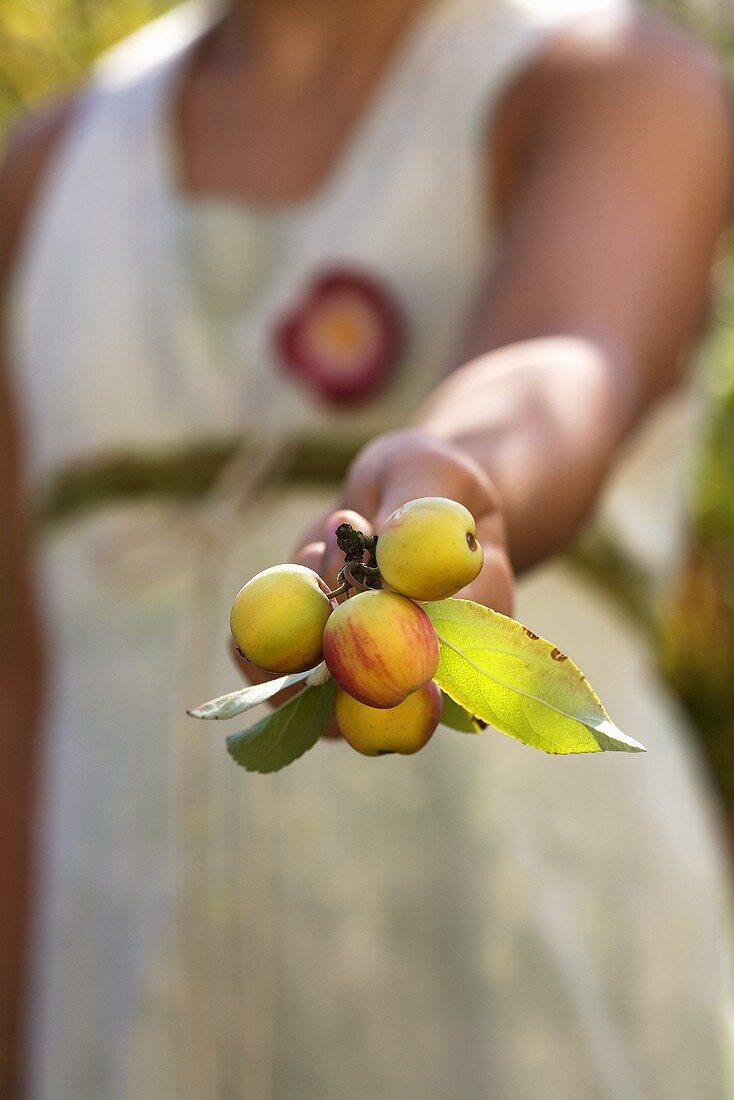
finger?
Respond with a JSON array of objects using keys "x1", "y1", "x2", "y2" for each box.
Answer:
[
  {"x1": 371, "y1": 449, "x2": 501, "y2": 534},
  {"x1": 459, "y1": 543, "x2": 514, "y2": 615},
  {"x1": 295, "y1": 502, "x2": 343, "y2": 555},
  {"x1": 458, "y1": 511, "x2": 513, "y2": 613},
  {"x1": 474, "y1": 504, "x2": 509, "y2": 554},
  {"x1": 291, "y1": 511, "x2": 374, "y2": 589},
  {"x1": 294, "y1": 540, "x2": 327, "y2": 574}
]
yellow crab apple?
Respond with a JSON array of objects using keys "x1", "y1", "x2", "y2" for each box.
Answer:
[
  {"x1": 230, "y1": 564, "x2": 333, "y2": 674},
  {"x1": 376, "y1": 496, "x2": 483, "y2": 601},
  {"x1": 323, "y1": 589, "x2": 439, "y2": 708},
  {"x1": 335, "y1": 680, "x2": 442, "y2": 756}
]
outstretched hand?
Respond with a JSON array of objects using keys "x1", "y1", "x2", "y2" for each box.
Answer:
[
  {"x1": 293, "y1": 429, "x2": 514, "y2": 614},
  {"x1": 233, "y1": 429, "x2": 514, "y2": 714}
]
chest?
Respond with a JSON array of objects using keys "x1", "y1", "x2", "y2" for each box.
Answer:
[
  {"x1": 11, "y1": 0, "x2": 514, "y2": 487},
  {"x1": 174, "y1": 6, "x2": 435, "y2": 208}
]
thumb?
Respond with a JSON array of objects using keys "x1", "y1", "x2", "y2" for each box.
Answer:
[
  {"x1": 371, "y1": 467, "x2": 498, "y2": 536},
  {"x1": 293, "y1": 509, "x2": 374, "y2": 590}
]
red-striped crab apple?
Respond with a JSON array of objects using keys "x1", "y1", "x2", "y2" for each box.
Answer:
[{"x1": 323, "y1": 589, "x2": 439, "y2": 708}]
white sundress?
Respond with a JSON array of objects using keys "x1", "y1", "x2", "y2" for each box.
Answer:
[{"x1": 8, "y1": 0, "x2": 734, "y2": 1097}]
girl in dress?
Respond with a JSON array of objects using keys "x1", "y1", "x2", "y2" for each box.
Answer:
[{"x1": 2, "y1": 0, "x2": 733, "y2": 1097}]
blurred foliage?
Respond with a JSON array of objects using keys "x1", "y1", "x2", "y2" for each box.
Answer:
[
  {"x1": 657, "y1": 254, "x2": 734, "y2": 813},
  {"x1": 655, "y1": 0, "x2": 734, "y2": 42},
  {"x1": 650, "y1": 1, "x2": 734, "y2": 821},
  {"x1": 2, "y1": 0, "x2": 734, "y2": 808},
  {"x1": 0, "y1": 0, "x2": 174, "y2": 139}
]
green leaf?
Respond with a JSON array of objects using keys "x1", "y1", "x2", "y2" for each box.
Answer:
[
  {"x1": 424, "y1": 600, "x2": 645, "y2": 755},
  {"x1": 440, "y1": 691, "x2": 483, "y2": 733},
  {"x1": 187, "y1": 662, "x2": 327, "y2": 720},
  {"x1": 226, "y1": 679, "x2": 337, "y2": 774}
]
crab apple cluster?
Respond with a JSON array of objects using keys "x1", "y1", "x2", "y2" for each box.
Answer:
[{"x1": 229, "y1": 497, "x2": 484, "y2": 756}]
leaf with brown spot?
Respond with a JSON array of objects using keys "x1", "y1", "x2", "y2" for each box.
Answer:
[{"x1": 423, "y1": 600, "x2": 645, "y2": 755}]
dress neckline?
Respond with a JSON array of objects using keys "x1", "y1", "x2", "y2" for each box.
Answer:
[{"x1": 153, "y1": 0, "x2": 461, "y2": 225}]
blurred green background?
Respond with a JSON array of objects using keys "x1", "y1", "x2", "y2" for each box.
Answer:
[
  {"x1": 654, "y1": 2, "x2": 734, "y2": 825},
  {"x1": 1, "y1": 0, "x2": 733, "y2": 816}
]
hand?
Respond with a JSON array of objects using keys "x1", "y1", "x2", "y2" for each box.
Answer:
[
  {"x1": 293, "y1": 429, "x2": 514, "y2": 614},
  {"x1": 233, "y1": 430, "x2": 514, "y2": 722}
]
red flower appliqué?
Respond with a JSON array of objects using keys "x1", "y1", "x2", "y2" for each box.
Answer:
[{"x1": 275, "y1": 269, "x2": 405, "y2": 407}]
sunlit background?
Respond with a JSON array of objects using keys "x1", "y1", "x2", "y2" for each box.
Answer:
[{"x1": 2, "y1": 0, "x2": 734, "y2": 825}]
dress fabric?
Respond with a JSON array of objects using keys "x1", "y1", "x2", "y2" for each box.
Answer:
[{"x1": 8, "y1": 1, "x2": 734, "y2": 1097}]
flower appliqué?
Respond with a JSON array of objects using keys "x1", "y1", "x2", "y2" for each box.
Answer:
[{"x1": 275, "y1": 269, "x2": 405, "y2": 406}]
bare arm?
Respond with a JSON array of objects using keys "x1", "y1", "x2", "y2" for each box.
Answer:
[
  {"x1": 421, "y1": 18, "x2": 733, "y2": 568},
  {"x1": 0, "y1": 102, "x2": 73, "y2": 1100},
  {"x1": 298, "y1": 18, "x2": 733, "y2": 602}
]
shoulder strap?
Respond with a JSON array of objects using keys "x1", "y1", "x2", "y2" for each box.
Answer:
[
  {"x1": 94, "y1": 0, "x2": 218, "y2": 90},
  {"x1": 316, "y1": 0, "x2": 632, "y2": 222}
]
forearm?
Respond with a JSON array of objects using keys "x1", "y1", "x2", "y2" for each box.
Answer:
[
  {"x1": 419, "y1": 16, "x2": 732, "y2": 574},
  {"x1": 1, "y1": 364, "x2": 44, "y2": 1100},
  {"x1": 0, "y1": 656, "x2": 43, "y2": 1100},
  {"x1": 0, "y1": 537, "x2": 43, "y2": 1100},
  {"x1": 416, "y1": 337, "x2": 639, "y2": 571}
]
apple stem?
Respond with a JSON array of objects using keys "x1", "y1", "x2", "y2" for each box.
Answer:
[
  {"x1": 342, "y1": 561, "x2": 381, "y2": 594},
  {"x1": 326, "y1": 525, "x2": 384, "y2": 597},
  {"x1": 325, "y1": 580, "x2": 351, "y2": 599},
  {"x1": 331, "y1": 523, "x2": 383, "y2": 594}
]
